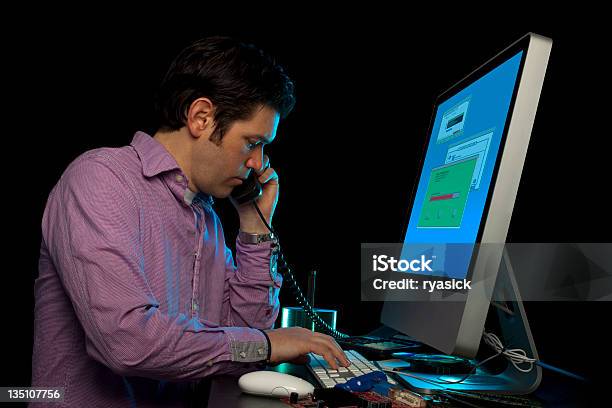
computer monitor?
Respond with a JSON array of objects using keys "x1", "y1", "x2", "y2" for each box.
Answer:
[{"x1": 381, "y1": 33, "x2": 552, "y2": 359}]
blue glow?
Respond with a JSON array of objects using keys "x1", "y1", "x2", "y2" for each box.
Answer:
[
  {"x1": 281, "y1": 307, "x2": 291, "y2": 328},
  {"x1": 281, "y1": 306, "x2": 337, "y2": 332},
  {"x1": 183, "y1": 317, "x2": 204, "y2": 331},
  {"x1": 163, "y1": 236, "x2": 180, "y2": 317}
]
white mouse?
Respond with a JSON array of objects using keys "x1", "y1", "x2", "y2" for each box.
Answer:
[{"x1": 238, "y1": 370, "x2": 315, "y2": 398}]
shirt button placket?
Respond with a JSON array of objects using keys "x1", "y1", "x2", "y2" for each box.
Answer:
[{"x1": 191, "y1": 207, "x2": 204, "y2": 318}]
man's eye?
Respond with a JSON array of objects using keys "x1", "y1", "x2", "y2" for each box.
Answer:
[{"x1": 246, "y1": 141, "x2": 259, "y2": 150}]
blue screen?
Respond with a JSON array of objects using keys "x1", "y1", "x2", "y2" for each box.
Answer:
[{"x1": 401, "y1": 51, "x2": 523, "y2": 278}]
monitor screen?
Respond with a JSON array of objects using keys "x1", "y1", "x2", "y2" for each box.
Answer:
[{"x1": 401, "y1": 51, "x2": 524, "y2": 279}]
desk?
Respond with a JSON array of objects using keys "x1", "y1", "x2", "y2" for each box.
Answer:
[{"x1": 205, "y1": 363, "x2": 589, "y2": 407}]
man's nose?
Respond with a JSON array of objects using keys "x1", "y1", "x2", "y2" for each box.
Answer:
[{"x1": 247, "y1": 146, "x2": 264, "y2": 172}]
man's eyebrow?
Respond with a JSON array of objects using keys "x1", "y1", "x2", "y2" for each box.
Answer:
[{"x1": 246, "y1": 134, "x2": 273, "y2": 144}]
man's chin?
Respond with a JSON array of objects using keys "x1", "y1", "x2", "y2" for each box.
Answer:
[
  {"x1": 213, "y1": 187, "x2": 233, "y2": 199},
  {"x1": 196, "y1": 186, "x2": 229, "y2": 199}
]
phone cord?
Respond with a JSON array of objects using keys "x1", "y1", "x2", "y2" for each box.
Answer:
[{"x1": 253, "y1": 202, "x2": 348, "y2": 339}]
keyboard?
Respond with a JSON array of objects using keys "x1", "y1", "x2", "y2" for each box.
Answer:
[{"x1": 307, "y1": 349, "x2": 397, "y2": 388}]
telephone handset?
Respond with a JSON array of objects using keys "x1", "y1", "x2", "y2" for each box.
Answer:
[
  {"x1": 230, "y1": 170, "x2": 348, "y2": 338},
  {"x1": 230, "y1": 172, "x2": 263, "y2": 205}
]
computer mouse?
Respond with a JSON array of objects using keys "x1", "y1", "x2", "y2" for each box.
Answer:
[{"x1": 238, "y1": 370, "x2": 315, "y2": 398}]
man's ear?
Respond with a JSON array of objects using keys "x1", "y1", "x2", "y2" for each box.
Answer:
[{"x1": 186, "y1": 98, "x2": 215, "y2": 139}]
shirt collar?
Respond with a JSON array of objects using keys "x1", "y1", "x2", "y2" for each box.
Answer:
[
  {"x1": 130, "y1": 131, "x2": 181, "y2": 178},
  {"x1": 131, "y1": 131, "x2": 215, "y2": 208}
]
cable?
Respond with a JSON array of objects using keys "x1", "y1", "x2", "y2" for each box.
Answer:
[
  {"x1": 252, "y1": 201, "x2": 275, "y2": 236},
  {"x1": 253, "y1": 202, "x2": 349, "y2": 339},
  {"x1": 483, "y1": 331, "x2": 587, "y2": 382},
  {"x1": 482, "y1": 332, "x2": 536, "y2": 373},
  {"x1": 383, "y1": 330, "x2": 587, "y2": 388}
]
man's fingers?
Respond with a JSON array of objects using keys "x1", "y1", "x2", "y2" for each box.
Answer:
[
  {"x1": 309, "y1": 341, "x2": 339, "y2": 370},
  {"x1": 319, "y1": 350, "x2": 339, "y2": 370},
  {"x1": 311, "y1": 336, "x2": 349, "y2": 368},
  {"x1": 257, "y1": 167, "x2": 278, "y2": 185},
  {"x1": 254, "y1": 154, "x2": 277, "y2": 185},
  {"x1": 327, "y1": 342, "x2": 350, "y2": 367},
  {"x1": 331, "y1": 338, "x2": 351, "y2": 366},
  {"x1": 312, "y1": 333, "x2": 350, "y2": 366}
]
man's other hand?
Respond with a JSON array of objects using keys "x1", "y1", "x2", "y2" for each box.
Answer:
[{"x1": 264, "y1": 327, "x2": 351, "y2": 370}]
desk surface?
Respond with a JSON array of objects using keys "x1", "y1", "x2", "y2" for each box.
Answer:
[{"x1": 205, "y1": 363, "x2": 590, "y2": 408}]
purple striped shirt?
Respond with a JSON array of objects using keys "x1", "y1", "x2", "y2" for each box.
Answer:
[{"x1": 31, "y1": 131, "x2": 282, "y2": 407}]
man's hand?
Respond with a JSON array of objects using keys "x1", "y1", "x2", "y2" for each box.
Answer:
[
  {"x1": 264, "y1": 327, "x2": 351, "y2": 370},
  {"x1": 231, "y1": 154, "x2": 278, "y2": 234}
]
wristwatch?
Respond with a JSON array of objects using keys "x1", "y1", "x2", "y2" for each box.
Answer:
[{"x1": 238, "y1": 230, "x2": 277, "y2": 245}]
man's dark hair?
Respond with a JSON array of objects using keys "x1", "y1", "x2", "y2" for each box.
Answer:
[{"x1": 154, "y1": 36, "x2": 296, "y2": 142}]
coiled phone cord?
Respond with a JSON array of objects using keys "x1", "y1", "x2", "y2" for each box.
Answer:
[{"x1": 252, "y1": 201, "x2": 349, "y2": 339}]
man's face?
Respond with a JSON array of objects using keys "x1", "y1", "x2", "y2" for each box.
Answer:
[{"x1": 191, "y1": 105, "x2": 280, "y2": 198}]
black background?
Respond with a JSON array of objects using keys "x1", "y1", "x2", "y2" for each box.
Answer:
[{"x1": 3, "y1": 7, "x2": 611, "y2": 396}]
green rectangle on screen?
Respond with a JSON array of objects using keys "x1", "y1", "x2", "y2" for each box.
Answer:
[{"x1": 417, "y1": 157, "x2": 478, "y2": 228}]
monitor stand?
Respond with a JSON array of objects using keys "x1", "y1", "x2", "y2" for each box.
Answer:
[{"x1": 369, "y1": 249, "x2": 542, "y2": 394}]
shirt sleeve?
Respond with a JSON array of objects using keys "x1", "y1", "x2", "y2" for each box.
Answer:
[
  {"x1": 220, "y1": 230, "x2": 283, "y2": 331},
  {"x1": 42, "y1": 154, "x2": 268, "y2": 381}
]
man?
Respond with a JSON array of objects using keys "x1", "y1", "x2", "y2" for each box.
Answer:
[{"x1": 31, "y1": 36, "x2": 349, "y2": 407}]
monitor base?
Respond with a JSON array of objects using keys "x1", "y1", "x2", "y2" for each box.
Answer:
[{"x1": 371, "y1": 249, "x2": 541, "y2": 395}]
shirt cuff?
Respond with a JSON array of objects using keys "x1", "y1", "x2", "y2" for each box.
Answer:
[
  {"x1": 224, "y1": 327, "x2": 269, "y2": 363},
  {"x1": 256, "y1": 329, "x2": 272, "y2": 363}
]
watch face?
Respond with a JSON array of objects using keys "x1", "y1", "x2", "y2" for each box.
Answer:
[{"x1": 258, "y1": 233, "x2": 274, "y2": 243}]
